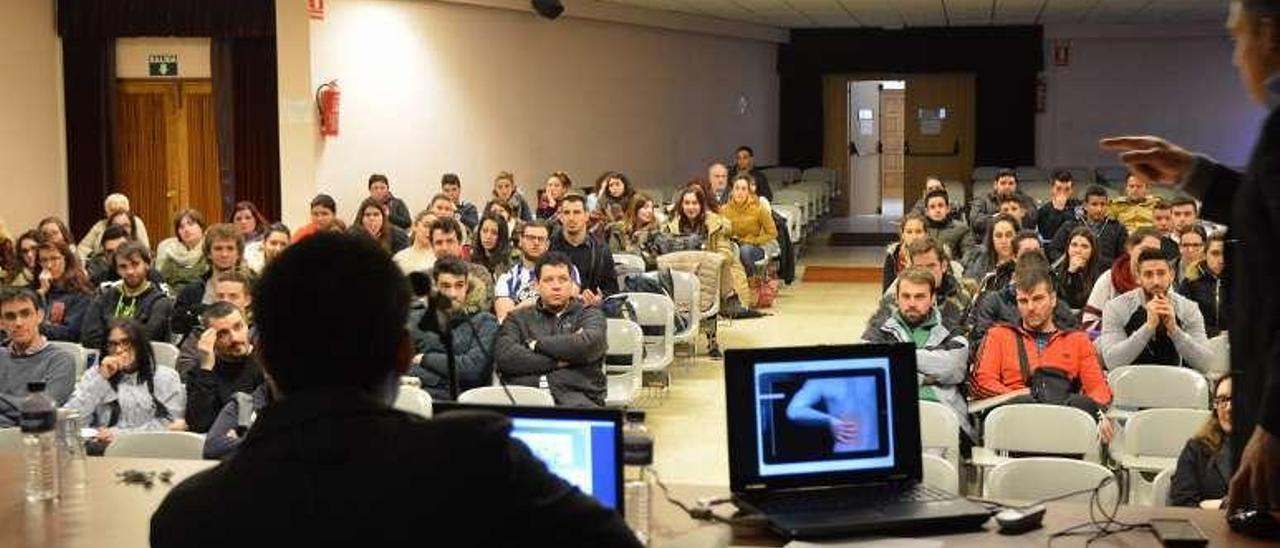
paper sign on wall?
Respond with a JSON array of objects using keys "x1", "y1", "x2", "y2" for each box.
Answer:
[{"x1": 148, "y1": 54, "x2": 178, "y2": 77}]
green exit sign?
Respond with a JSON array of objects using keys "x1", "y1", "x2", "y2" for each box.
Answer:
[{"x1": 147, "y1": 54, "x2": 178, "y2": 77}]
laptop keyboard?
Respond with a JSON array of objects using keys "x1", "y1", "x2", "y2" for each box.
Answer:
[{"x1": 759, "y1": 483, "x2": 955, "y2": 514}]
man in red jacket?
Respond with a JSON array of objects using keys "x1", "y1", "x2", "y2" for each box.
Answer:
[{"x1": 973, "y1": 264, "x2": 1115, "y2": 442}]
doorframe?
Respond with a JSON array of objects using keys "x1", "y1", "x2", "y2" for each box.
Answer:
[{"x1": 822, "y1": 72, "x2": 906, "y2": 218}]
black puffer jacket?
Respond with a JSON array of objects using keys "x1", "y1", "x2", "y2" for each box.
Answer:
[{"x1": 1177, "y1": 262, "x2": 1228, "y2": 338}]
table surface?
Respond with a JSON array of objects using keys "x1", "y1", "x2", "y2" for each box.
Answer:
[
  {"x1": 0, "y1": 455, "x2": 1268, "y2": 548},
  {"x1": 0, "y1": 454, "x2": 215, "y2": 548},
  {"x1": 652, "y1": 483, "x2": 1275, "y2": 547}
]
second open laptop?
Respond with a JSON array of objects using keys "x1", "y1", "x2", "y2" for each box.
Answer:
[{"x1": 724, "y1": 343, "x2": 991, "y2": 539}]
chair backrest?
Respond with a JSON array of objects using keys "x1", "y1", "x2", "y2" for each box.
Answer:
[
  {"x1": 1149, "y1": 468, "x2": 1175, "y2": 507},
  {"x1": 47, "y1": 341, "x2": 88, "y2": 379},
  {"x1": 657, "y1": 252, "x2": 722, "y2": 318},
  {"x1": 760, "y1": 167, "x2": 792, "y2": 187},
  {"x1": 667, "y1": 270, "x2": 700, "y2": 337},
  {"x1": 985, "y1": 457, "x2": 1119, "y2": 506},
  {"x1": 1096, "y1": 166, "x2": 1130, "y2": 186},
  {"x1": 393, "y1": 385, "x2": 433, "y2": 418},
  {"x1": 150, "y1": 341, "x2": 180, "y2": 369},
  {"x1": 620, "y1": 292, "x2": 676, "y2": 367},
  {"x1": 971, "y1": 166, "x2": 1006, "y2": 184},
  {"x1": 104, "y1": 431, "x2": 206, "y2": 460},
  {"x1": 613, "y1": 253, "x2": 647, "y2": 276},
  {"x1": 1016, "y1": 166, "x2": 1048, "y2": 183},
  {"x1": 921, "y1": 453, "x2": 959, "y2": 494},
  {"x1": 0, "y1": 427, "x2": 21, "y2": 454},
  {"x1": 458, "y1": 385, "x2": 555, "y2": 406},
  {"x1": 1121, "y1": 408, "x2": 1211, "y2": 459},
  {"x1": 919, "y1": 400, "x2": 960, "y2": 467},
  {"x1": 983, "y1": 404, "x2": 1099, "y2": 460},
  {"x1": 772, "y1": 204, "x2": 803, "y2": 243},
  {"x1": 605, "y1": 318, "x2": 644, "y2": 372},
  {"x1": 1109, "y1": 365, "x2": 1210, "y2": 410}
]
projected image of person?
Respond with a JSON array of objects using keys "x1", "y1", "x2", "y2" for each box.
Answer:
[{"x1": 785, "y1": 377, "x2": 879, "y2": 453}]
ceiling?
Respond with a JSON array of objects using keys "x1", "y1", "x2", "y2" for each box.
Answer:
[{"x1": 597, "y1": 0, "x2": 1230, "y2": 29}]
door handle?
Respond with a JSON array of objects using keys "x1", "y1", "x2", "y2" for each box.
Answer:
[{"x1": 876, "y1": 141, "x2": 883, "y2": 154}]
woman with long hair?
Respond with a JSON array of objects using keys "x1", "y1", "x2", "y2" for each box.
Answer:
[
  {"x1": 231, "y1": 201, "x2": 271, "y2": 244},
  {"x1": 881, "y1": 212, "x2": 927, "y2": 292},
  {"x1": 962, "y1": 213, "x2": 1020, "y2": 283},
  {"x1": 664, "y1": 184, "x2": 757, "y2": 318},
  {"x1": 1052, "y1": 227, "x2": 1103, "y2": 311},
  {"x1": 393, "y1": 210, "x2": 437, "y2": 274},
  {"x1": 537, "y1": 171, "x2": 572, "y2": 220},
  {"x1": 722, "y1": 174, "x2": 779, "y2": 283},
  {"x1": 66, "y1": 319, "x2": 186, "y2": 453},
  {"x1": 596, "y1": 172, "x2": 635, "y2": 220},
  {"x1": 614, "y1": 193, "x2": 661, "y2": 269},
  {"x1": 1170, "y1": 376, "x2": 1234, "y2": 507},
  {"x1": 471, "y1": 214, "x2": 513, "y2": 279},
  {"x1": 492, "y1": 171, "x2": 533, "y2": 222},
  {"x1": 37, "y1": 216, "x2": 75, "y2": 249},
  {"x1": 3, "y1": 230, "x2": 39, "y2": 288},
  {"x1": 34, "y1": 241, "x2": 94, "y2": 341},
  {"x1": 350, "y1": 197, "x2": 409, "y2": 254},
  {"x1": 155, "y1": 209, "x2": 209, "y2": 291}
]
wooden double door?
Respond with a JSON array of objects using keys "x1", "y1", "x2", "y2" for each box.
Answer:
[{"x1": 114, "y1": 80, "x2": 221, "y2": 241}]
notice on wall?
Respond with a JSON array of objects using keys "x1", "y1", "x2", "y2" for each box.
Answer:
[
  {"x1": 148, "y1": 54, "x2": 179, "y2": 77},
  {"x1": 917, "y1": 107, "x2": 947, "y2": 135}
]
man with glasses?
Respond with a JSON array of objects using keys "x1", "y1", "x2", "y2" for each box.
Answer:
[
  {"x1": 1178, "y1": 232, "x2": 1230, "y2": 337},
  {"x1": 0, "y1": 287, "x2": 76, "y2": 427},
  {"x1": 494, "y1": 220, "x2": 579, "y2": 322}
]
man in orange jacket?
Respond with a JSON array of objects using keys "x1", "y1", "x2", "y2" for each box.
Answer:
[{"x1": 973, "y1": 263, "x2": 1116, "y2": 442}]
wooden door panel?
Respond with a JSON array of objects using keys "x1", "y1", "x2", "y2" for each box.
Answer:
[
  {"x1": 904, "y1": 74, "x2": 976, "y2": 208},
  {"x1": 182, "y1": 82, "x2": 221, "y2": 224},
  {"x1": 115, "y1": 83, "x2": 175, "y2": 244},
  {"x1": 881, "y1": 90, "x2": 906, "y2": 209}
]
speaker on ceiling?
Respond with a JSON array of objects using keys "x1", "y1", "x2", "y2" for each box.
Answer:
[{"x1": 531, "y1": 0, "x2": 564, "y2": 20}]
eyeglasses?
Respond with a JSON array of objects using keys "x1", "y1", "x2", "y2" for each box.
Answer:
[
  {"x1": 1213, "y1": 396, "x2": 1231, "y2": 408},
  {"x1": 106, "y1": 339, "x2": 133, "y2": 351},
  {"x1": 521, "y1": 234, "x2": 548, "y2": 243}
]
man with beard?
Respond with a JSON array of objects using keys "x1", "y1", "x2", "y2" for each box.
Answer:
[
  {"x1": 408, "y1": 258, "x2": 498, "y2": 400},
  {"x1": 968, "y1": 169, "x2": 1037, "y2": 240},
  {"x1": 183, "y1": 302, "x2": 263, "y2": 434},
  {"x1": 1097, "y1": 249, "x2": 1215, "y2": 372}
]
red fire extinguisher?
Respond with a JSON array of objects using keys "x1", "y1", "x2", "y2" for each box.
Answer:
[{"x1": 317, "y1": 80, "x2": 340, "y2": 137}]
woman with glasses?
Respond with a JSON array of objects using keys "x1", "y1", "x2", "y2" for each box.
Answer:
[
  {"x1": 3, "y1": 230, "x2": 40, "y2": 288},
  {"x1": 1170, "y1": 375, "x2": 1233, "y2": 507},
  {"x1": 1173, "y1": 224, "x2": 1209, "y2": 285},
  {"x1": 66, "y1": 319, "x2": 186, "y2": 454}
]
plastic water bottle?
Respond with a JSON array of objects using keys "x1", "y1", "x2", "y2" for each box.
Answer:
[
  {"x1": 57, "y1": 408, "x2": 87, "y2": 493},
  {"x1": 21, "y1": 382, "x2": 59, "y2": 502},
  {"x1": 623, "y1": 410, "x2": 654, "y2": 545}
]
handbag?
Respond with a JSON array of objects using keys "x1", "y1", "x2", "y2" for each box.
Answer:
[
  {"x1": 651, "y1": 232, "x2": 705, "y2": 256},
  {"x1": 1014, "y1": 332, "x2": 1101, "y2": 417}
]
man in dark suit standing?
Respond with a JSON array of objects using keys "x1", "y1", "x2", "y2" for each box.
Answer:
[
  {"x1": 150, "y1": 232, "x2": 640, "y2": 548},
  {"x1": 1102, "y1": 0, "x2": 1280, "y2": 520}
]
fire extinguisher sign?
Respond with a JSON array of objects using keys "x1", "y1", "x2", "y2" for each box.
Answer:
[{"x1": 148, "y1": 54, "x2": 179, "y2": 77}]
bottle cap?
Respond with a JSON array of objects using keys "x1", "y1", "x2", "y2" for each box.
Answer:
[
  {"x1": 27, "y1": 381, "x2": 47, "y2": 393},
  {"x1": 625, "y1": 409, "x2": 646, "y2": 424}
]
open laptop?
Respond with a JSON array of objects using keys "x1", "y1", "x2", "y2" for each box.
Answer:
[
  {"x1": 725, "y1": 343, "x2": 991, "y2": 539},
  {"x1": 431, "y1": 402, "x2": 624, "y2": 513}
]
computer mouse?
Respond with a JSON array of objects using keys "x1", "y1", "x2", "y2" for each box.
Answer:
[
  {"x1": 995, "y1": 505, "x2": 1046, "y2": 535},
  {"x1": 1227, "y1": 509, "x2": 1280, "y2": 539}
]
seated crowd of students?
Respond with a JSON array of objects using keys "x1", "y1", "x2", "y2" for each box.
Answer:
[
  {"x1": 870, "y1": 168, "x2": 1233, "y2": 507},
  {"x1": 0, "y1": 147, "x2": 784, "y2": 457}
]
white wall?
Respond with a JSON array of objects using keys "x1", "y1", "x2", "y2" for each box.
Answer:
[
  {"x1": 1037, "y1": 24, "x2": 1267, "y2": 171},
  {"x1": 0, "y1": 0, "x2": 66, "y2": 235},
  {"x1": 307, "y1": 0, "x2": 780, "y2": 222}
]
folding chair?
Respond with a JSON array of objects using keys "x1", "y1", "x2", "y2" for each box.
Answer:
[
  {"x1": 393, "y1": 385, "x2": 434, "y2": 418},
  {"x1": 1108, "y1": 365, "x2": 1210, "y2": 421},
  {"x1": 1109, "y1": 408, "x2": 1209, "y2": 504},
  {"x1": 921, "y1": 453, "x2": 960, "y2": 494},
  {"x1": 458, "y1": 385, "x2": 554, "y2": 406},
  {"x1": 104, "y1": 431, "x2": 206, "y2": 460},
  {"x1": 985, "y1": 457, "x2": 1119, "y2": 506},
  {"x1": 620, "y1": 293, "x2": 676, "y2": 392},
  {"x1": 605, "y1": 318, "x2": 643, "y2": 407},
  {"x1": 150, "y1": 341, "x2": 181, "y2": 370},
  {"x1": 47, "y1": 340, "x2": 89, "y2": 379}
]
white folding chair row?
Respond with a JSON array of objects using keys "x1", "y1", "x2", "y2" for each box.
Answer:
[
  {"x1": 772, "y1": 204, "x2": 804, "y2": 247},
  {"x1": 759, "y1": 167, "x2": 794, "y2": 188},
  {"x1": 393, "y1": 384, "x2": 434, "y2": 418},
  {"x1": 773, "y1": 189, "x2": 811, "y2": 230},
  {"x1": 151, "y1": 341, "x2": 180, "y2": 370},
  {"x1": 104, "y1": 431, "x2": 207, "y2": 460},
  {"x1": 459, "y1": 385, "x2": 555, "y2": 406},
  {"x1": 605, "y1": 318, "x2": 644, "y2": 406},
  {"x1": 620, "y1": 293, "x2": 676, "y2": 392},
  {"x1": 667, "y1": 271, "x2": 700, "y2": 356},
  {"x1": 985, "y1": 457, "x2": 1120, "y2": 507},
  {"x1": 921, "y1": 453, "x2": 960, "y2": 494},
  {"x1": 1109, "y1": 408, "x2": 1209, "y2": 503},
  {"x1": 1107, "y1": 365, "x2": 1210, "y2": 421},
  {"x1": 971, "y1": 403, "x2": 1101, "y2": 470},
  {"x1": 919, "y1": 400, "x2": 961, "y2": 472},
  {"x1": 48, "y1": 340, "x2": 90, "y2": 379},
  {"x1": 1015, "y1": 166, "x2": 1048, "y2": 184}
]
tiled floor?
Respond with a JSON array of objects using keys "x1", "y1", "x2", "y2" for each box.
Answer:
[{"x1": 644, "y1": 275, "x2": 884, "y2": 486}]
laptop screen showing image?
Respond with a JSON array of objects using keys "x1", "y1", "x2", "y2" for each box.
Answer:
[
  {"x1": 431, "y1": 403, "x2": 623, "y2": 511},
  {"x1": 754, "y1": 357, "x2": 896, "y2": 477},
  {"x1": 726, "y1": 344, "x2": 922, "y2": 493}
]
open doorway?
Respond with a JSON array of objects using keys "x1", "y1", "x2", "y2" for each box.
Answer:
[{"x1": 847, "y1": 80, "x2": 905, "y2": 218}]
